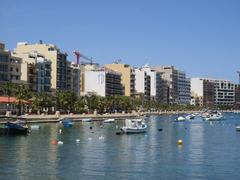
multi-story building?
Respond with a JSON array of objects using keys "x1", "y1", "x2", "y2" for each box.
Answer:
[
  {"x1": 191, "y1": 78, "x2": 235, "y2": 107},
  {"x1": 152, "y1": 66, "x2": 178, "y2": 104},
  {"x1": 178, "y1": 71, "x2": 191, "y2": 104},
  {"x1": 105, "y1": 63, "x2": 135, "y2": 97},
  {"x1": 235, "y1": 84, "x2": 240, "y2": 108},
  {"x1": 14, "y1": 51, "x2": 51, "y2": 92},
  {"x1": 140, "y1": 65, "x2": 162, "y2": 101},
  {"x1": 69, "y1": 62, "x2": 81, "y2": 96},
  {"x1": 80, "y1": 63, "x2": 99, "y2": 95},
  {"x1": 84, "y1": 68, "x2": 123, "y2": 97},
  {"x1": 134, "y1": 67, "x2": 151, "y2": 100},
  {"x1": 0, "y1": 42, "x2": 22, "y2": 84},
  {"x1": 14, "y1": 41, "x2": 68, "y2": 91},
  {"x1": 0, "y1": 42, "x2": 23, "y2": 114}
]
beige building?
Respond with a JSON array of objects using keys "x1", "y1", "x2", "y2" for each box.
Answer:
[
  {"x1": 13, "y1": 51, "x2": 51, "y2": 92},
  {"x1": 0, "y1": 42, "x2": 22, "y2": 84},
  {"x1": 15, "y1": 41, "x2": 68, "y2": 91},
  {"x1": 105, "y1": 63, "x2": 135, "y2": 97}
]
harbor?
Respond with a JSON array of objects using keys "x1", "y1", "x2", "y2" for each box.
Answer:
[{"x1": 1, "y1": 113, "x2": 240, "y2": 179}]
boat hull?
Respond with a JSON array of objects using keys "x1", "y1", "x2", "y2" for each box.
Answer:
[
  {"x1": 121, "y1": 127, "x2": 147, "y2": 134},
  {"x1": 0, "y1": 127, "x2": 29, "y2": 135}
]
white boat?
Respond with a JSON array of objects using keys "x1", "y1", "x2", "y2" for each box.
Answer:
[
  {"x1": 185, "y1": 114, "x2": 194, "y2": 120},
  {"x1": 204, "y1": 113, "x2": 223, "y2": 121},
  {"x1": 121, "y1": 119, "x2": 147, "y2": 133},
  {"x1": 236, "y1": 126, "x2": 240, "y2": 131},
  {"x1": 104, "y1": 118, "x2": 115, "y2": 123},
  {"x1": 30, "y1": 125, "x2": 40, "y2": 130},
  {"x1": 176, "y1": 116, "x2": 186, "y2": 121},
  {"x1": 81, "y1": 118, "x2": 92, "y2": 122}
]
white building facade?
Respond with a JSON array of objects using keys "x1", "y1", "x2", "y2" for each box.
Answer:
[
  {"x1": 84, "y1": 69, "x2": 123, "y2": 97},
  {"x1": 191, "y1": 78, "x2": 235, "y2": 107}
]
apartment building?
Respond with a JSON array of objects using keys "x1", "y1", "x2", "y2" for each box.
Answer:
[
  {"x1": 191, "y1": 78, "x2": 235, "y2": 107},
  {"x1": 152, "y1": 66, "x2": 177, "y2": 104},
  {"x1": 0, "y1": 42, "x2": 22, "y2": 84},
  {"x1": 69, "y1": 62, "x2": 81, "y2": 96},
  {"x1": 105, "y1": 63, "x2": 135, "y2": 97},
  {"x1": 178, "y1": 71, "x2": 191, "y2": 104},
  {"x1": 14, "y1": 51, "x2": 51, "y2": 92},
  {"x1": 84, "y1": 68, "x2": 123, "y2": 97},
  {"x1": 134, "y1": 67, "x2": 151, "y2": 101},
  {"x1": 15, "y1": 41, "x2": 68, "y2": 91}
]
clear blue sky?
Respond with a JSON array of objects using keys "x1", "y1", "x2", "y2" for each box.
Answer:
[{"x1": 1, "y1": 0, "x2": 240, "y2": 82}]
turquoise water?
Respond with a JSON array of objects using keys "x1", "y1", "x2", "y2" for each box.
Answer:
[{"x1": 1, "y1": 113, "x2": 240, "y2": 180}]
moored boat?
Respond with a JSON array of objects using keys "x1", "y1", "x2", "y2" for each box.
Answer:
[
  {"x1": 104, "y1": 118, "x2": 115, "y2": 123},
  {"x1": 59, "y1": 118, "x2": 74, "y2": 127},
  {"x1": 204, "y1": 113, "x2": 224, "y2": 121},
  {"x1": 0, "y1": 120, "x2": 29, "y2": 135},
  {"x1": 236, "y1": 125, "x2": 240, "y2": 131},
  {"x1": 81, "y1": 118, "x2": 92, "y2": 122},
  {"x1": 121, "y1": 119, "x2": 147, "y2": 133},
  {"x1": 185, "y1": 114, "x2": 195, "y2": 120},
  {"x1": 175, "y1": 116, "x2": 186, "y2": 121}
]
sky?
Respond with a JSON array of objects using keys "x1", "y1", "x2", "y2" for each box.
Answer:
[{"x1": 1, "y1": 0, "x2": 240, "y2": 82}]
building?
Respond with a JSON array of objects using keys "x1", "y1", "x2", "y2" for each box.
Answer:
[
  {"x1": 84, "y1": 68, "x2": 123, "y2": 97},
  {"x1": 0, "y1": 42, "x2": 22, "y2": 85},
  {"x1": 134, "y1": 67, "x2": 151, "y2": 100},
  {"x1": 178, "y1": 71, "x2": 191, "y2": 104},
  {"x1": 105, "y1": 63, "x2": 135, "y2": 97},
  {"x1": 140, "y1": 65, "x2": 162, "y2": 101},
  {"x1": 80, "y1": 63, "x2": 99, "y2": 95},
  {"x1": 235, "y1": 84, "x2": 240, "y2": 108},
  {"x1": 191, "y1": 78, "x2": 235, "y2": 107},
  {"x1": 15, "y1": 41, "x2": 68, "y2": 91},
  {"x1": 69, "y1": 62, "x2": 81, "y2": 96},
  {"x1": 14, "y1": 51, "x2": 51, "y2": 92},
  {"x1": 152, "y1": 66, "x2": 190, "y2": 104}
]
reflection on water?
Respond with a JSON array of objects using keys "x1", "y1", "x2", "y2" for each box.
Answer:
[{"x1": 0, "y1": 113, "x2": 240, "y2": 179}]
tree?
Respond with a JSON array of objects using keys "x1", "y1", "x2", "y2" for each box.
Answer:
[
  {"x1": 32, "y1": 92, "x2": 54, "y2": 114},
  {"x1": 56, "y1": 91, "x2": 77, "y2": 113},
  {"x1": 15, "y1": 85, "x2": 31, "y2": 115}
]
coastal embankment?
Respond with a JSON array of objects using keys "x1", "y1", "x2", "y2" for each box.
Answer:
[{"x1": 0, "y1": 110, "x2": 238, "y2": 124}]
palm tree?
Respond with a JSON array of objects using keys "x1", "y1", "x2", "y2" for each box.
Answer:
[
  {"x1": 32, "y1": 92, "x2": 54, "y2": 114},
  {"x1": 15, "y1": 85, "x2": 31, "y2": 115},
  {"x1": 56, "y1": 91, "x2": 77, "y2": 113}
]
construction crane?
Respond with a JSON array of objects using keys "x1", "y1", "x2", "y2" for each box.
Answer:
[
  {"x1": 73, "y1": 51, "x2": 93, "y2": 65},
  {"x1": 237, "y1": 71, "x2": 240, "y2": 84}
]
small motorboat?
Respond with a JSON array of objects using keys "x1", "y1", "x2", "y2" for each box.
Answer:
[
  {"x1": 59, "y1": 118, "x2": 73, "y2": 127},
  {"x1": 204, "y1": 113, "x2": 224, "y2": 121},
  {"x1": 104, "y1": 118, "x2": 115, "y2": 123},
  {"x1": 175, "y1": 116, "x2": 186, "y2": 122},
  {"x1": 121, "y1": 119, "x2": 147, "y2": 133},
  {"x1": 185, "y1": 114, "x2": 195, "y2": 120},
  {"x1": 81, "y1": 118, "x2": 92, "y2": 122},
  {"x1": 30, "y1": 125, "x2": 40, "y2": 130},
  {"x1": 236, "y1": 125, "x2": 240, "y2": 131},
  {"x1": 0, "y1": 120, "x2": 29, "y2": 135}
]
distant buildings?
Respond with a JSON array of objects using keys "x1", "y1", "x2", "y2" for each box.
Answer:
[
  {"x1": 0, "y1": 42, "x2": 22, "y2": 84},
  {"x1": 134, "y1": 67, "x2": 151, "y2": 100},
  {"x1": 15, "y1": 41, "x2": 69, "y2": 91},
  {"x1": 191, "y1": 78, "x2": 235, "y2": 107},
  {"x1": 178, "y1": 71, "x2": 191, "y2": 105},
  {"x1": 2, "y1": 40, "x2": 240, "y2": 109},
  {"x1": 152, "y1": 65, "x2": 191, "y2": 105},
  {"x1": 83, "y1": 68, "x2": 123, "y2": 97},
  {"x1": 14, "y1": 50, "x2": 51, "y2": 92},
  {"x1": 105, "y1": 63, "x2": 135, "y2": 97}
]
